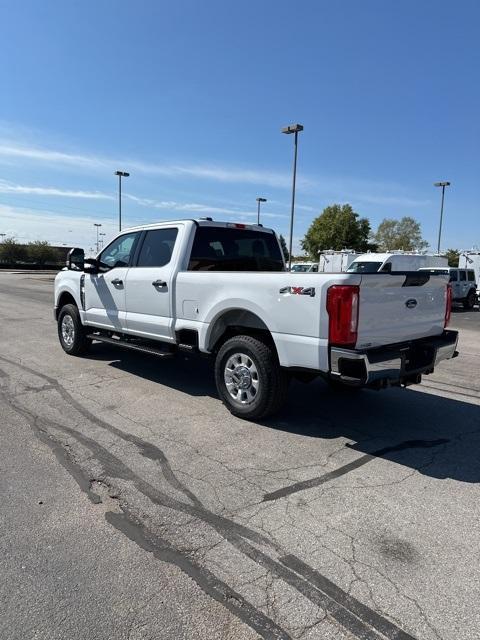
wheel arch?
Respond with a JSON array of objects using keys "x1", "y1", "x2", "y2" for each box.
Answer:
[
  {"x1": 206, "y1": 308, "x2": 276, "y2": 355},
  {"x1": 55, "y1": 290, "x2": 78, "y2": 319}
]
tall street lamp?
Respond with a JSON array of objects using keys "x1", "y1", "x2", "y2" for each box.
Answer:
[
  {"x1": 99, "y1": 232, "x2": 106, "y2": 249},
  {"x1": 434, "y1": 181, "x2": 451, "y2": 254},
  {"x1": 94, "y1": 223, "x2": 102, "y2": 252},
  {"x1": 256, "y1": 197, "x2": 267, "y2": 225},
  {"x1": 115, "y1": 170, "x2": 130, "y2": 231},
  {"x1": 282, "y1": 123, "x2": 304, "y2": 270}
]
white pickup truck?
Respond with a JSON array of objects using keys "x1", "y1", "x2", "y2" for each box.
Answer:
[{"x1": 54, "y1": 219, "x2": 458, "y2": 419}]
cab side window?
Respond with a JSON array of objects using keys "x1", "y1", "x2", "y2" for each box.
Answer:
[
  {"x1": 468, "y1": 271, "x2": 475, "y2": 281},
  {"x1": 459, "y1": 270, "x2": 467, "y2": 281},
  {"x1": 99, "y1": 232, "x2": 139, "y2": 269},
  {"x1": 449, "y1": 271, "x2": 458, "y2": 282},
  {"x1": 137, "y1": 228, "x2": 178, "y2": 267}
]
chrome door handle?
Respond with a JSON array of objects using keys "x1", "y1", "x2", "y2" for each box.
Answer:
[
  {"x1": 152, "y1": 279, "x2": 167, "y2": 288},
  {"x1": 111, "y1": 278, "x2": 123, "y2": 286}
]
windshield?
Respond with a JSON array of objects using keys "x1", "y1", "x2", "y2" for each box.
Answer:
[
  {"x1": 346, "y1": 261, "x2": 382, "y2": 273},
  {"x1": 188, "y1": 226, "x2": 285, "y2": 271}
]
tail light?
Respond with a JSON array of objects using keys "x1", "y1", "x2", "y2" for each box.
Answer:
[
  {"x1": 444, "y1": 283, "x2": 452, "y2": 327},
  {"x1": 327, "y1": 285, "x2": 359, "y2": 347}
]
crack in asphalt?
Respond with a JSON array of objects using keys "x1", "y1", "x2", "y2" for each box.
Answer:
[{"x1": 0, "y1": 355, "x2": 421, "y2": 640}]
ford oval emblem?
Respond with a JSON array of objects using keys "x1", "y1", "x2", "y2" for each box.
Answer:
[{"x1": 405, "y1": 298, "x2": 417, "y2": 309}]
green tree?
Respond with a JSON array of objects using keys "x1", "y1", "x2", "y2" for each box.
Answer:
[
  {"x1": 445, "y1": 248, "x2": 459, "y2": 267},
  {"x1": 301, "y1": 204, "x2": 371, "y2": 259},
  {"x1": 278, "y1": 234, "x2": 290, "y2": 262},
  {"x1": 374, "y1": 217, "x2": 428, "y2": 252},
  {"x1": 27, "y1": 240, "x2": 60, "y2": 265},
  {"x1": 0, "y1": 238, "x2": 27, "y2": 263}
]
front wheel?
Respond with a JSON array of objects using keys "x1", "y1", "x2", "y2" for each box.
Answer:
[
  {"x1": 214, "y1": 335, "x2": 289, "y2": 420},
  {"x1": 58, "y1": 304, "x2": 91, "y2": 356}
]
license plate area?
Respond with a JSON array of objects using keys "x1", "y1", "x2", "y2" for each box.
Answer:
[{"x1": 402, "y1": 344, "x2": 435, "y2": 372}]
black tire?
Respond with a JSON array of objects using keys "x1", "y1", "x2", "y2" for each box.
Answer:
[
  {"x1": 57, "y1": 304, "x2": 91, "y2": 356},
  {"x1": 463, "y1": 290, "x2": 477, "y2": 310},
  {"x1": 214, "y1": 334, "x2": 289, "y2": 420}
]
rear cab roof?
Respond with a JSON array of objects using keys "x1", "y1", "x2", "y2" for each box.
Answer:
[{"x1": 122, "y1": 218, "x2": 276, "y2": 235}]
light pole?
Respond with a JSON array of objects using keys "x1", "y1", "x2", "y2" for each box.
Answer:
[
  {"x1": 256, "y1": 197, "x2": 267, "y2": 225},
  {"x1": 115, "y1": 170, "x2": 129, "y2": 231},
  {"x1": 434, "y1": 181, "x2": 451, "y2": 254},
  {"x1": 282, "y1": 123, "x2": 304, "y2": 270},
  {"x1": 94, "y1": 223, "x2": 102, "y2": 252},
  {"x1": 99, "y1": 232, "x2": 106, "y2": 249}
]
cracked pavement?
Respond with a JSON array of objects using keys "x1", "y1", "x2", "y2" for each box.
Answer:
[{"x1": 1, "y1": 272, "x2": 479, "y2": 640}]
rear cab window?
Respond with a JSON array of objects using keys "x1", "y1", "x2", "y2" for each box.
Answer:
[
  {"x1": 468, "y1": 270, "x2": 475, "y2": 281},
  {"x1": 188, "y1": 226, "x2": 285, "y2": 271}
]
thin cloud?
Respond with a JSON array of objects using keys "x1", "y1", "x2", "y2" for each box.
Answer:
[
  {"x1": 0, "y1": 179, "x2": 114, "y2": 200},
  {"x1": 0, "y1": 178, "x2": 287, "y2": 220},
  {"x1": 124, "y1": 193, "x2": 286, "y2": 219},
  {"x1": 0, "y1": 138, "x2": 429, "y2": 210},
  {"x1": 0, "y1": 201, "x2": 286, "y2": 251},
  {"x1": 0, "y1": 141, "x2": 300, "y2": 188}
]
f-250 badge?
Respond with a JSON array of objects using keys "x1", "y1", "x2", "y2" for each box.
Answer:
[{"x1": 279, "y1": 286, "x2": 316, "y2": 297}]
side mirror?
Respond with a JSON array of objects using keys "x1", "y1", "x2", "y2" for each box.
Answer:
[
  {"x1": 84, "y1": 257, "x2": 99, "y2": 274},
  {"x1": 67, "y1": 247, "x2": 85, "y2": 271}
]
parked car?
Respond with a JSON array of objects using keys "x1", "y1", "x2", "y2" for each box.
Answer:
[
  {"x1": 55, "y1": 219, "x2": 458, "y2": 419},
  {"x1": 418, "y1": 267, "x2": 477, "y2": 309},
  {"x1": 458, "y1": 252, "x2": 480, "y2": 296},
  {"x1": 290, "y1": 262, "x2": 318, "y2": 272}
]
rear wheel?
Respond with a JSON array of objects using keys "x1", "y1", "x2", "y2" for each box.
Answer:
[
  {"x1": 58, "y1": 304, "x2": 91, "y2": 356},
  {"x1": 214, "y1": 335, "x2": 289, "y2": 420},
  {"x1": 463, "y1": 290, "x2": 477, "y2": 309}
]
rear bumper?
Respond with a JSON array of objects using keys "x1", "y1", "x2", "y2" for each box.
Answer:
[{"x1": 329, "y1": 330, "x2": 458, "y2": 388}]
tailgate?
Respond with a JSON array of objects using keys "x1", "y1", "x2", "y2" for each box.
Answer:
[{"x1": 356, "y1": 273, "x2": 448, "y2": 349}]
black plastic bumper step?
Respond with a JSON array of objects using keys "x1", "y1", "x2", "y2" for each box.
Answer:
[{"x1": 87, "y1": 334, "x2": 175, "y2": 358}]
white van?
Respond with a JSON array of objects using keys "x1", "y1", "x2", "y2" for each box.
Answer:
[{"x1": 347, "y1": 252, "x2": 448, "y2": 274}]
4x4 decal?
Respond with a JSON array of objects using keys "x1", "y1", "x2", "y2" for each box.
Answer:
[{"x1": 279, "y1": 286, "x2": 316, "y2": 297}]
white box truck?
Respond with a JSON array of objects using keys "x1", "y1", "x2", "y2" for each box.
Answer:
[{"x1": 319, "y1": 250, "x2": 362, "y2": 273}]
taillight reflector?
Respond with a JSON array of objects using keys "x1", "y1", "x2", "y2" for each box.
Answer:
[
  {"x1": 327, "y1": 285, "x2": 360, "y2": 347},
  {"x1": 444, "y1": 283, "x2": 452, "y2": 327}
]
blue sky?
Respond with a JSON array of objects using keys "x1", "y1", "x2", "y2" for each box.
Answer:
[{"x1": 0, "y1": 0, "x2": 478, "y2": 253}]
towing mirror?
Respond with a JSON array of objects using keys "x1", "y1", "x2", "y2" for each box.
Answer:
[
  {"x1": 67, "y1": 247, "x2": 85, "y2": 271},
  {"x1": 84, "y1": 257, "x2": 99, "y2": 274}
]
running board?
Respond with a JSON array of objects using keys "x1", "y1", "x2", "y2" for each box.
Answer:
[{"x1": 87, "y1": 334, "x2": 175, "y2": 358}]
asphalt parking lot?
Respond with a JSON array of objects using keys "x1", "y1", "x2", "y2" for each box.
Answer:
[{"x1": 1, "y1": 271, "x2": 479, "y2": 640}]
